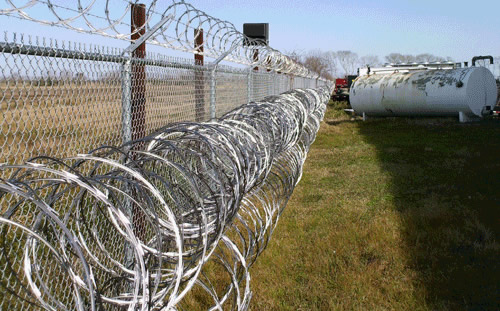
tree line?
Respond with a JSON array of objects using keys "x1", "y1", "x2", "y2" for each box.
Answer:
[{"x1": 292, "y1": 50, "x2": 461, "y2": 79}]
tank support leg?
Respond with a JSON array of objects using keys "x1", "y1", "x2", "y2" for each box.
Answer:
[
  {"x1": 363, "y1": 112, "x2": 368, "y2": 121},
  {"x1": 459, "y1": 111, "x2": 480, "y2": 123}
]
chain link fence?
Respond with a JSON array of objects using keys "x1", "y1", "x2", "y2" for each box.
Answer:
[
  {"x1": 0, "y1": 86, "x2": 333, "y2": 311},
  {"x1": 0, "y1": 1, "x2": 333, "y2": 310},
  {"x1": 0, "y1": 33, "x2": 328, "y2": 165}
]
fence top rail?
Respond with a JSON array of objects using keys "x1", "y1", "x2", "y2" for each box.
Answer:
[
  {"x1": 0, "y1": 0, "x2": 329, "y2": 80},
  {"x1": 0, "y1": 34, "x2": 258, "y2": 75}
]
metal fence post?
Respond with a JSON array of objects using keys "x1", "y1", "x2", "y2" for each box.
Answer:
[
  {"x1": 252, "y1": 49, "x2": 259, "y2": 99},
  {"x1": 121, "y1": 60, "x2": 132, "y2": 145},
  {"x1": 194, "y1": 28, "x2": 205, "y2": 121},
  {"x1": 267, "y1": 73, "x2": 271, "y2": 97},
  {"x1": 206, "y1": 40, "x2": 242, "y2": 121},
  {"x1": 266, "y1": 57, "x2": 272, "y2": 97},
  {"x1": 276, "y1": 72, "x2": 280, "y2": 94},
  {"x1": 121, "y1": 44, "x2": 134, "y2": 282},
  {"x1": 253, "y1": 49, "x2": 259, "y2": 71},
  {"x1": 247, "y1": 68, "x2": 252, "y2": 103},
  {"x1": 209, "y1": 68, "x2": 216, "y2": 120}
]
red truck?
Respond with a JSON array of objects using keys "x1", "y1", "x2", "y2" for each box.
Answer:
[{"x1": 331, "y1": 75, "x2": 357, "y2": 102}]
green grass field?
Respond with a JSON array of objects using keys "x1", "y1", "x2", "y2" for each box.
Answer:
[{"x1": 249, "y1": 101, "x2": 500, "y2": 310}]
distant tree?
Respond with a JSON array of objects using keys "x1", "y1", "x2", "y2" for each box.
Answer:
[
  {"x1": 58, "y1": 70, "x2": 75, "y2": 83},
  {"x1": 286, "y1": 50, "x2": 304, "y2": 65},
  {"x1": 385, "y1": 53, "x2": 405, "y2": 63},
  {"x1": 285, "y1": 50, "x2": 333, "y2": 79},
  {"x1": 335, "y1": 50, "x2": 359, "y2": 75},
  {"x1": 101, "y1": 70, "x2": 121, "y2": 81},
  {"x1": 402, "y1": 54, "x2": 416, "y2": 63},
  {"x1": 303, "y1": 51, "x2": 329, "y2": 78},
  {"x1": 322, "y1": 72, "x2": 334, "y2": 80},
  {"x1": 384, "y1": 53, "x2": 398, "y2": 63},
  {"x1": 359, "y1": 55, "x2": 381, "y2": 67},
  {"x1": 416, "y1": 54, "x2": 452, "y2": 62},
  {"x1": 324, "y1": 51, "x2": 379, "y2": 77},
  {"x1": 415, "y1": 53, "x2": 435, "y2": 62},
  {"x1": 386, "y1": 53, "x2": 452, "y2": 64},
  {"x1": 385, "y1": 53, "x2": 415, "y2": 63},
  {"x1": 296, "y1": 50, "x2": 457, "y2": 79},
  {"x1": 302, "y1": 50, "x2": 336, "y2": 80},
  {"x1": 324, "y1": 51, "x2": 340, "y2": 78}
]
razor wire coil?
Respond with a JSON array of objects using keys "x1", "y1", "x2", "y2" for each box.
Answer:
[
  {"x1": 0, "y1": 1, "x2": 335, "y2": 309},
  {"x1": 0, "y1": 0, "x2": 319, "y2": 77},
  {"x1": 0, "y1": 86, "x2": 332, "y2": 310}
]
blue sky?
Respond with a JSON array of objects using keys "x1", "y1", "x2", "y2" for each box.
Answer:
[
  {"x1": 1, "y1": 0, "x2": 499, "y2": 63},
  {"x1": 190, "y1": 0, "x2": 500, "y2": 62}
]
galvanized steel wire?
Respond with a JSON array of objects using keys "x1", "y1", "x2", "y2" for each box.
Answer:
[
  {"x1": 0, "y1": 0, "x2": 332, "y2": 164},
  {"x1": 0, "y1": 1, "x2": 334, "y2": 309},
  {"x1": 0, "y1": 35, "x2": 330, "y2": 164},
  {"x1": 0, "y1": 33, "x2": 329, "y2": 164},
  {"x1": 0, "y1": 86, "x2": 332, "y2": 310},
  {"x1": 0, "y1": 0, "x2": 317, "y2": 77}
]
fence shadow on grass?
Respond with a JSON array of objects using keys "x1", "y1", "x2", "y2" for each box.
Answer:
[{"x1": 357, "y1": 117, "x2": 500, "y2": 310}]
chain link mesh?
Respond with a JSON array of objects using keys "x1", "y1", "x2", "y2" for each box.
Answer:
[
  {"x1": 0, "y1": 34, "x2": 330, "y2": 165},
  {"x1": 0, "y1": 86, "x2": 333, "y2": 310},
  {"x1": 0, "y1": 1, "x2": 333, "y2": 310}
]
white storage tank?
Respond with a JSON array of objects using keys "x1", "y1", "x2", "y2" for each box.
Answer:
[{"x1": 349, "y1": 67, "x2": 498, "y2": 122}]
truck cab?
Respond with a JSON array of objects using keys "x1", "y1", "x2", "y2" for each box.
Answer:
[{"x1": 331, "y1": 75, "x2": 357, "y2": 102}]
